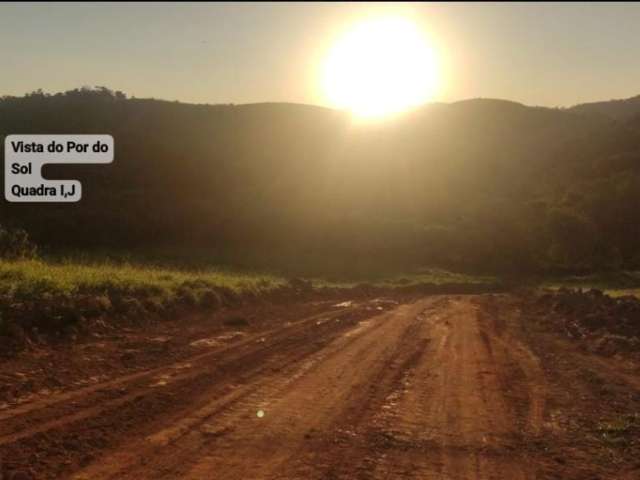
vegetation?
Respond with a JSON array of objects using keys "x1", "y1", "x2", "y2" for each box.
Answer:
[
  {"x1": 1, "y1": 87, "x2": 639, "y2": 276},
  {"x1": 542, "y1": 271, "x2": 640, "y2": 298},
  {"x1": 310, "y1": 268, "x2": 496, "y2": 289},
  {"x1": 0, "y1": 256, "x2": 285, "y2": 340},
  {"x1": 0, "y1": 87, "x2": 638, "y2": 342},
  {"x1": 0, "y1": 224, "x2": 37, "y2": 260},
  {"x1": 0, "y1": 252, "x2": 497, "y2": 343},
  {"x1": 0, "y1": 258, "x2": 283, "y2": 298}
]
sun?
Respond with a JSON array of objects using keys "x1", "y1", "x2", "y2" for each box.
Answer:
[{"x1": 322, "y1": 16, "x2": 440, "y2": 120}]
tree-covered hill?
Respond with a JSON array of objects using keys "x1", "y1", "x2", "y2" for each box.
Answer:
[{"x1": 1, "y1": 87, "x2": 639, "y2": 273}]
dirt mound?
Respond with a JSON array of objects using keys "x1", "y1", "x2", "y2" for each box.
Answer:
[{"x1": 532, "y1": 288, "x2": 640, "y2": 359}]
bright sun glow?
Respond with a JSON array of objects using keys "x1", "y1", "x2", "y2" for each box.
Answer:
[{"x1": 322, "y1": 16, "x2": 440, "y2": 120}]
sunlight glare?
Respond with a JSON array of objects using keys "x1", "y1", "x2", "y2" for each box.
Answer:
[{"x1": 322, "y1": 16, "x2": 440, "y2": 120}]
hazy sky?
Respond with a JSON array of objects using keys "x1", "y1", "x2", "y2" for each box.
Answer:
[{"x1": 1, "y1": 2, "x2": 639, "y2": 108}]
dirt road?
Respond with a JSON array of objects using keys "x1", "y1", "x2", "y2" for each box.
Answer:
[{"x1": 2, "y1": 294, "x2": 639, "y2": 479}]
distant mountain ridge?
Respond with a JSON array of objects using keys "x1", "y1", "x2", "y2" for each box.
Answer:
[
  {"x1": 568, "y1": 94, "x2": 640, "y2": 122},
  {"x1": 0, "y1": 87, "x2": 639, "y2": 273}
]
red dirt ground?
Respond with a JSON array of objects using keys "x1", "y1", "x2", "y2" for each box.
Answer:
[{"x1": 1, "y1": 293, "x2": 639, "y2": 479}]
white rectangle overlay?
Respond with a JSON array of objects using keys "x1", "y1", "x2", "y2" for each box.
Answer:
[{"x1": 5, "y1": 134, "x2": 114, "y2": 202}]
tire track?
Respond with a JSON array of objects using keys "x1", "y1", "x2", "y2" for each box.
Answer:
[
  {"x1": 0, "y1": 301, "x2": 390, "y2": 479},
  {"x1": 71, "y1": 298, "x2": 437, "y2": 480},
  {"x1": 1, "y1": 295, "x2": 565, "y2": 479},
  {"x1": 335, "y1": 296, "x2": 544, "y2": 480}
]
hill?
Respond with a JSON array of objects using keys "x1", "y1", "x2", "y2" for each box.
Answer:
[
  {"x1": 1, "y1": 87, "x2": 639, "y2": 274},
  {"x1": 569, "y1": 94, "x2": 640, "y2": 122}
]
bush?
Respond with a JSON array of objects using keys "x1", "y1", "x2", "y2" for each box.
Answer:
[{"x1": 0, "y1": 225, "x2": 38, "y2": 260}]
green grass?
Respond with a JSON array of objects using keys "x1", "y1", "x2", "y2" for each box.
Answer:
[
  {"x1": 310, "y1": 268, "x2": 497, "y2": 289},
  {"x1": 541, "y1": 271, "x2": 640, "y2": 298},
  {"x1": 0, "y1": 258, "x2": 287, "y2": 338},
  {"x1": 0, "y1": 259, "x2": 494, "y2": 299},
  {"x1": 0, "y1": 254, "x2": 497, "y2": 341},
  {"x1": 45, "y1": 246, "x2": 499, "y2": 286},
  {"x1": 0, "y1": 258, "x2": 285, "y2": 299},
  {"x1": 605, "y1": 288, "x2": 640, "y2": 298}
]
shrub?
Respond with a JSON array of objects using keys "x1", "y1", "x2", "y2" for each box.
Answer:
[{"x1": 0, "y1": 225, "x2": 38, "y2": 260}]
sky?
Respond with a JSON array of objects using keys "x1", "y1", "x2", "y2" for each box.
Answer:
[{"x1": 1, "y1": 2, "x2": 640, "y2": 108}]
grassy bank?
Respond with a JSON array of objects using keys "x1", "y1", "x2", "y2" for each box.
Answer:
[
  {"x1": 0, "y1": 258, "x2": 285, "y2": 299},
  {"x1": 0, "y1": 258, "x2": 285, "y2": 342},
  {"x1": 0, "y1": 256, "x2": 500, "y2": 348},
  {"x1": 310, "y1": 268, "x2": 496, "y2": 289},
  {"x1": 541, "y1": 271, "x2": 640, "y2": 298}
]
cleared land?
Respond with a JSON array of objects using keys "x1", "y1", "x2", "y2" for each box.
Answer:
[{"x1": 1, "y1": 292, "x2": 639, "y2": 479}]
